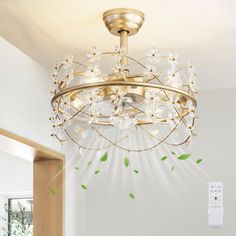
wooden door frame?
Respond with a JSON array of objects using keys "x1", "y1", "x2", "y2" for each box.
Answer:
[{"x1": 0, "y1": 128, "x2": 64, "y2": 236}]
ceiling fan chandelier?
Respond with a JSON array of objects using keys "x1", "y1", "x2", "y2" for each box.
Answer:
[{"x1": 50, "y1": 8, "x2": 198, "y2": 153}]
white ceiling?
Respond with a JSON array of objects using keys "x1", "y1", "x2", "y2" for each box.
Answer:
[{"x1": 0, "y1": 0, "x2": 236, "y2": 89}]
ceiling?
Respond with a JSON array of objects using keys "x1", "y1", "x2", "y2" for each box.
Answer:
[{"x1": 0, "y1": 0, "x2": 236, "y2": 89}]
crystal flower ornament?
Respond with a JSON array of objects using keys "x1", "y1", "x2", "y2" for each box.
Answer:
[
  {"x1": 151, "y1": 129, "x2": 160, "y2": 137},
  {"x1": 110, "y1": 113, "x2": 137, "y2": 130},
  {"x1": 167, "y1": 112, "x2": 178, "y2": 129},
  {"x1": 167, "y1": 68, "x2": 182, "y2": 88},
  {"x1": 188, "y1": 61, "x2": 198, "y2": 93},
  {"x1": 80, "y1": 90, "x2": 102, "y2": 106},
  {"x1": 63, "y1": 55, "x2": 74, "y2": 68},
  {"x1": 85, "y1": 64, "x2": 101, "y2": 78},
  {"x1": 166, "y1": 95, "x2": 181, "y2": 111},
  {"x1": 66, "y1": 69, "x2": 74, "y2": 85},
  {"x1": 144, "y1": 90, "x2": 160, "y2": 104},
  {"x1": 146, "y1": 48, "x2": 161, "y2": 63},
  {"x1": 114, "y1": 46, "x2": 126, "y2": 58},
  {"x1": 144, "y1": 64, "x2": 158, "y2": 78},
  {"x1": 110, "y1": 89, "x2": 129, "y2": 106},
  {"x1": 168, "y1": 53, "x2": 179, "y2": 66},
  {"x1": 144, "y1": 105, "x2": 162, "y2": 124},
  {"x1": 87, "y1": 47, "x2": 102, "y2": 62}
]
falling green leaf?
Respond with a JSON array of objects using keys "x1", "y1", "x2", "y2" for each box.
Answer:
[
  {"x1": 94, "y1": 170, "x2": 100, "y2": 175},
  {"x1": 171, "y1": 166, "x2": 175, "y2": 171},
  {"x1": 124, "y1": 157, "x2": 130, "y2": 167},
  {"x1": 129, "y1": 192, "x2": 135, "y2": 199},
  {"x1": 133, "y1": 169, "x2": 139, "y2": 174},
  {"x1": 178, "y1": 154, "x2": 191, "y2": 160},
  {"x1": 100, "y1": 152, "x2": 108, "y2": 162},
  {"x1": 50, "y1": 188, "x2": 56, "y2": 196},
  {"x1": 58, "y1": 164, "x2": 64, "y2": 171},
  {"x1": 161, "y1": 156, "x2": 168, "y2": 161},
  {"x1": 196, "y1": 159, "x2": 203, "y2": 164},
  {"x1": 81, "y1": 184, "x2": 88, "y2": 190},
  {"x1": 74, "y1": 167, "x2": 79, "y2": 170},
  {"x1": 87, "y1": 161, "x2": 92, "y2": 166},
  {"x1": 171, "y1": 151, "x2": 176, "y2": 155}
]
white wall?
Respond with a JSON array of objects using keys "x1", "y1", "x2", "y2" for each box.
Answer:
[
  {"x1": 64, "y1": 88, "x2": 236, "y2": 236},
  {"x1": 0, "y1": 37, "x2": 60, "y2": 152},
  {"x1": 0, "y1": 150, "x2": 33, "y2": 236},
  {"x1": 0, "y1": 150, "x2": 32, "y2": 194}
]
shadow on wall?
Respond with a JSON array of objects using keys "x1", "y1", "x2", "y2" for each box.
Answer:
[{"x1": 0, "y1": 0, "x2": 78, "y2": 69}]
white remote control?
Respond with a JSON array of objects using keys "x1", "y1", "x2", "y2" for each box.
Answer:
[{"x1": 208, "y1": 182, "x2": 224, "y2": 227}]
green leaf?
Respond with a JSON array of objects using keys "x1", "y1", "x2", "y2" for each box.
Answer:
[
  {"x1": 81, "y1": 184, "x2": 88, "y2": 190},
  {"x1": 171, "y1": 151, "x2": 176, "y2": 155},
  {"x1": 50, "y1": 188, "x2": 56, "y2": 196},
  {"x1": 94, "y1": 170, "x2": 100, "y2": 175},
  {"x1": 161, "y1": 156, "x2": 168, "y2": 161},
  {"x1": 100, "y1": 152, "x2": 108, "y2": 162},
  {"x1": 87, "y1": 161, "x2": 92, "y2": 166},
  {"x1": 74, "y1": 167, "x2": 79, "y2": 170},
  {"x1": 124, "y1": 157, "x2": 130, "y2": 167},
  {"x1": 133, "y1": 169, "x2": 139, "y2": 174},
  {"x1": 171, "y1": 166, "x2": 175, "y2": 171},
  {"x1": 178, "y1": 154, "x2": 191, "y2": 160},
  {"x1": 129, "y1": 192, "x2": 135, "y2": 199},
  {"x1": 196, "y1": 159, "x2": 203, "y2": 164}
]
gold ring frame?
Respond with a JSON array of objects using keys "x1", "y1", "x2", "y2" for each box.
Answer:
[{"x1": 52, "y1": 81, "x2": 196, "y2": 105}]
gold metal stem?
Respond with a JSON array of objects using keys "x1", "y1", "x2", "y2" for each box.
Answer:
[{"x1": 120, "y1": 30, "x2": 128, "y2": 66}]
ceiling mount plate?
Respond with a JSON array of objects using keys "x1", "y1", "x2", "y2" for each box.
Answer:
[{"x1": 103, "y1": 8, "x2": 145, "y2": 36}]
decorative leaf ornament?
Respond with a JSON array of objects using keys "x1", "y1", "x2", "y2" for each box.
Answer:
[
  {"x1": 124, "y1": 157, "x2": 130, "y2": 167},
  {"x1": 100, "y1": 152, "x2": 108, "y2": 162},
  {"x1": 178, "y1": 154, "x2": 191, "y2": 160}
]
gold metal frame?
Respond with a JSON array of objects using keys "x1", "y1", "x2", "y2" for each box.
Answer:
[{"x1": 50, "y1": 8, "x2": 198, "y2": 153}]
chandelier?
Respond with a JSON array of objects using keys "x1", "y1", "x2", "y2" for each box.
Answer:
[{"x1": 50, "y1": 8, "x2": 197, "y2": 153}]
